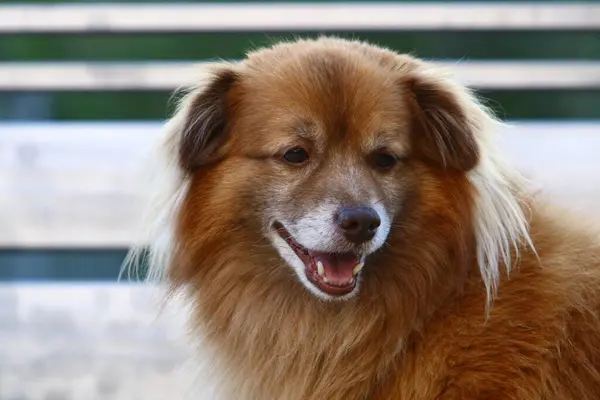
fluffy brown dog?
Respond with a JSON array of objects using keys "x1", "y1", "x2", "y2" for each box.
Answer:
[{"x1": 127, "y1": 37, "x2": 600, "y2": 399}]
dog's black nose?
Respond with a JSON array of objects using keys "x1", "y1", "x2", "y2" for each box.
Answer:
[{"x1": 337, "y1": 206, "x2": 381, "y2": 244}]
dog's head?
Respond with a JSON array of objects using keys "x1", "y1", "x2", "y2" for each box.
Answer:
[{"x1": 143, "y1": 38, "x2": 529, "y2": 304}]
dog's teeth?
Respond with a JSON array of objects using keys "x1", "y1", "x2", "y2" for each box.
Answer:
[
  {"x1": 349, "y1": 278, "x2": 355, "y2": 285},
  {"x1": 317, "y1": 261, "x2": 325, "y2": 277},
  {"x1": 353, "y1": 262, "x2": 364, "y2": 276},
  {"x1": 322, "y1": 276, "x2": 328, "y2": 283}
]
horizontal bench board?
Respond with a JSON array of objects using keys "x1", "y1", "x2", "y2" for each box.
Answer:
[
  {"x1": 1, "y1": 3, "x2": 599, "y2": 33},
  {"x1": 0, "y1": 282, "x2": 195, "y2": 399},
  {"x1": 1, "y1": 121, "x2": 599, "y2": 248},
  {"x1": 2, "y1": 61, "x2": 600, "y2": 91}
]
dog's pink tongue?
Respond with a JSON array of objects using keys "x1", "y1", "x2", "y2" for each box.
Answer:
[{"x1": 313, "y1": 253, "x2": 359, "y2": 285}]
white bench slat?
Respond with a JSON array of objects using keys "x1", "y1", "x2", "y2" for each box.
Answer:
[
  {"x1": 0, "y1": 282, "x2": 193, "y2": 399},
  {"x1": 1, "y1": 121, "x2": 600, "y2": 248},
  {"x1": 2, "y1": 61, "x2": 600, "y2": 91},
  {"x1": 1, "y1": 3, "x2": 599, "y2": 33}
]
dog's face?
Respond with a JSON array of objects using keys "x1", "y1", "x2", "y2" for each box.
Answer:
[{"x1": 174, "y1": 39, "x2": 479, "y2": 301}]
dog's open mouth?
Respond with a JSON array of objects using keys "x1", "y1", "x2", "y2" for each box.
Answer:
[{"x1": 274, "y1": 222, "x2": 363, "y2": 296}]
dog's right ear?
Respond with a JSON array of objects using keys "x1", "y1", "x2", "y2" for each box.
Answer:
[{"x1": 177, "y1": 66, "x2": 238, "y2": 171}]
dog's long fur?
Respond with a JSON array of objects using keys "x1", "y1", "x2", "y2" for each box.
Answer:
[{"x1": 125, "y1": 38, "x2": 600, "y2": 399}]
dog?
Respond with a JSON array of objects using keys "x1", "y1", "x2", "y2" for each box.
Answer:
[{"x1": 125, "y1": 37, "x2": 600, "y2": 399}]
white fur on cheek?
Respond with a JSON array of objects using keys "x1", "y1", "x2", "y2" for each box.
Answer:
[
  {"x1": 283, "y1": 202, "x2": 338, "y2": 251},
  {"x1": 370, "y1": 202, "x2": 391, "y2": 253}
]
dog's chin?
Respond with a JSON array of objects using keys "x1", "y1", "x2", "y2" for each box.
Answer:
[{"x1": 270, "y1": 222, "x2": 366, "y2": 301}]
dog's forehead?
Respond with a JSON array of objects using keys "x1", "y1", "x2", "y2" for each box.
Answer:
[{"x1": 241, "y1": 50, "x2": 411, "y2": 148}]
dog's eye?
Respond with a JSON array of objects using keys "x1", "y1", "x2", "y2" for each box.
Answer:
[
  {"x1": 283, "y1": 147, "x2": 309, "y2": 164},
  {"x1": 372, "y1": 151, "x2": 398, "y2": 170}
]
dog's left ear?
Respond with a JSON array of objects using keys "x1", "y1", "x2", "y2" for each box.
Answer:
[
  {"x1": 405, "y1": 69, "x2": 480, "y2": 172},
  {"x1": 177, "y1": 65, "x2": 239, "y2": 171}
]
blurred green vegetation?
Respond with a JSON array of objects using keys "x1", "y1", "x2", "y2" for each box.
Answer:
[
  {"x1": 2, "y1": 32, "x2": 600, "y2": 61},
  {"x1": 0, "y1": 250, "x2": 130, "y2": 281},
  {"x1": 0, "y1": 249, "x2": 153, "y2": 281},
  {"x1": 3, "y1": 90, "x2": 600, "y2": 121}
]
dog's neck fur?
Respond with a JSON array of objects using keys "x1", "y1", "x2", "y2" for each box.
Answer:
[{"x1": 172, "y1": 214, "x2": 478, "y2": 400}]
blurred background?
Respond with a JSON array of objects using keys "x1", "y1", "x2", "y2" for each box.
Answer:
[{"x1": 1, "y1": 1, "x2": 600, "y2": 399}]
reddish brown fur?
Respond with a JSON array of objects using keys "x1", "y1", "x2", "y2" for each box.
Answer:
[{"x1": 156, "y1": 38, "x2": 600, "y2": 399}]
